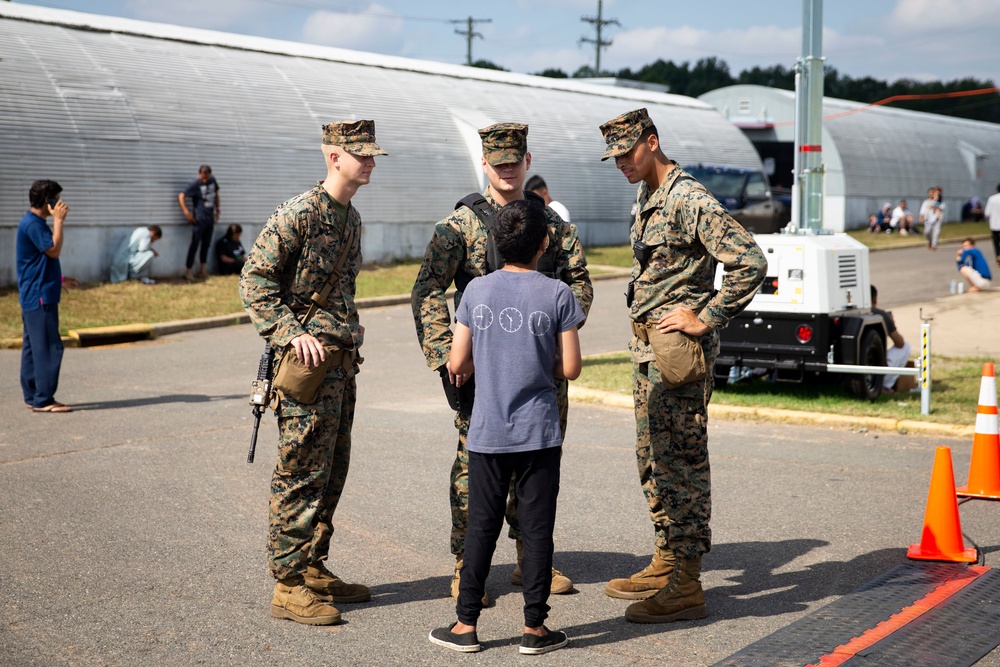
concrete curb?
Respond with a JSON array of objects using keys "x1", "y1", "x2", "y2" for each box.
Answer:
[{"x1": 567, "y1": 384, "x2": 974, "y2": 438}]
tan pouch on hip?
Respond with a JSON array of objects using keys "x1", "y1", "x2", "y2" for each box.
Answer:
[{"x1": 634, "y1": 321, "x2": 707, "y2": 389}]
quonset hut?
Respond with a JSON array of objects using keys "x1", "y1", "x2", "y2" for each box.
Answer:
[
  {"x1": 0, "y1": 4, "x2": 763, "y2": 285},
  {"x1": 700, "y1": 84, "x2": 1000, "y2": 232}
]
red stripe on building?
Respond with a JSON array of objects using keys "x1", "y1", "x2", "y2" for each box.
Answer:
[
  {"x1": 799, "y1": 145, "x2": 822, "y2": 152},
  {"x1": 805, "y1": 566, "x2": 990, "y2": 667}
]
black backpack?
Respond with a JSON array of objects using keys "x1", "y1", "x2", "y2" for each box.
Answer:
[{"x1": 452, "y1": 190, "x2": 556, "y2": 292}]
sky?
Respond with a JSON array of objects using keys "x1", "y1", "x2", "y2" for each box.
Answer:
[{"x1": 11, "y1": 0, "x2": 1000, "y2": 84}]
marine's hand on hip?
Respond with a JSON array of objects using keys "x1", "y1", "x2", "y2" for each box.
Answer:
[{"x1": 656, "y1": 307, "x2": 710, "y2": 337}]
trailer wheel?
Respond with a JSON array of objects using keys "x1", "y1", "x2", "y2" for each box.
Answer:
[{"x1": 848, "y1": 329, "x2": 886, "y2": 402}]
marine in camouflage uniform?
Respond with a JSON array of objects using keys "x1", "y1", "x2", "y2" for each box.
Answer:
[
  {"x1": 411, "y1": 123, "x2": 593, "y2": 597},
  {"x1": 598, "y1": 108, "x2": 766, "y2": 623},
  {"x1": 240, "y1": 120, "x2": 387, "y2": 626}
]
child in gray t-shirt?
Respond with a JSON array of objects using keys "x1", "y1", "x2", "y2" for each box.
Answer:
[{"x1": 429, "y1": 199, "x2": 583, "y2": 656}]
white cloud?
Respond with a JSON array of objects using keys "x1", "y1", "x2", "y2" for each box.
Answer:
[
  {"x1": 889, "y1": 0, "x2": 1000, "y2": 30},
  {"x1": 300, "y1": 3, "x2": 405, "y2": 53}
]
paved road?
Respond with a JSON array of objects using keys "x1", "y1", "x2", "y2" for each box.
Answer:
[
  {"x1": 868, "y1": 238, "x2": 969, "y2": 309},
  {"x1": 2, "y1": 270, "x2": 999, "y2": 666}
]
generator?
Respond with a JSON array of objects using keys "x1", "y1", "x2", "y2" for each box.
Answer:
[{"x1": 714, "y1": 232, "x2": 888, "y2": 400}]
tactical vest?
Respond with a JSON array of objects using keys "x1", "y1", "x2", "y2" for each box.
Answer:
[{"x1": 452, "y1": 190, "x2": 557, "y2": 292}]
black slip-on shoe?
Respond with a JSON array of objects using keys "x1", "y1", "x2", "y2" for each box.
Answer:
[
  {"x1": 429, "y1": 623, "x2": 481, "y2": 653},
  {"x1": 519, "y1": 627, "x2": 569, "y2": 655}
]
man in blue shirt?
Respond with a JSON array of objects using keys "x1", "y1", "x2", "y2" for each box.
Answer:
[
  {"x1": 17, "y1": 180, "x2": 71, "y2": 412},
  {"x1": 956, "y1": 238, "x2": 993, "y2": 292}
]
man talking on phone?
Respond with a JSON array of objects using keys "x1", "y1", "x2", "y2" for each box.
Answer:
[{"x1": 17, "y1": 180, "x2": 72, "y2": 413}]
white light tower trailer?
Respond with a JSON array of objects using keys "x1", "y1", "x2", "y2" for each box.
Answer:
[{"x1": 714, "y1": 0, "x2": 893, "y2": 401}]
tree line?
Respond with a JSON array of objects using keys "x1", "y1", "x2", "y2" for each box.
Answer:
[{"x1": 474, "y1": 57, "x2": 1000, "y2": 124}]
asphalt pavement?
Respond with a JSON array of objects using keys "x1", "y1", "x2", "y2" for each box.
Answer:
[{"x1": 2, "y1": 245, "x2": 1000, "y2": 666}]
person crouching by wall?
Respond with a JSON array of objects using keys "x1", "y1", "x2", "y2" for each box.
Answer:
[
  {"x1": 216, "y1": 224, "x2": 246, "y2": 275},
  {"x1": 110, "y1": 225, "x2": 162, "y2": 284}
]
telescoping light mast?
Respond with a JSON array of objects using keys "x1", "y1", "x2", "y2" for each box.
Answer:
[{"x1": 790, "y1": 0, "x2": 825, "y2": 232}]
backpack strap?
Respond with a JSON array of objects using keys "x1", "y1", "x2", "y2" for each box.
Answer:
[{"x1": 454, "y1": 190, "x2": 555, "y2": 287}]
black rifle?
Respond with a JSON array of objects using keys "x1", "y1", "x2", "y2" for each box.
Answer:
[{"x1": 247, "y1": 343, "x2": 275, "y2": 464}]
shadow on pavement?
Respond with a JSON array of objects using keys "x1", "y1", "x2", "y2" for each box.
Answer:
[
  {"x1": 70, "y1": 393, "x2": 245, "y2": 411},
  {"x1": 560, "y1": 542, "x2": 903, "y2": 649}
]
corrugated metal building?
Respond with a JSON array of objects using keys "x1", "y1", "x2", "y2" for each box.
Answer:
[
  {"x1": 0, "y1": 4, "x2": 762, "y2": 286},
  {"x1": 700, "y1": 84, "x2": 1000, "y2": 232}
]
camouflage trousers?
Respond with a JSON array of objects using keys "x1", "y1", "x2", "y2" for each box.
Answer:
[
  {"x1": 632, "y1": 331, "x2": 718, "y2": 559},
  {"x1": 268, "y1": 366, "x2": 355, "y2": 581},
  {"x1": 450, "y1": 378, "x2": 568, "y2": 556}
]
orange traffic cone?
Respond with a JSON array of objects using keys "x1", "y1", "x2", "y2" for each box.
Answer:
[
  {"x1": 958, "y1": 362, "x2": 1000, "y2": 499},
  {"x1": 907, "y1": 446, "x2": 977, "y2": 563}
]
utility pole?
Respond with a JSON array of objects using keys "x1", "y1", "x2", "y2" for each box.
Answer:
[
  {"x1": 579, "y1": 0, "x2": 620, "y2": 75},
  {"x1": 450, "y1": 16, "x2": 492, "y2": 66}
]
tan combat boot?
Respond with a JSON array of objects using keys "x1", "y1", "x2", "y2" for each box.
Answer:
[
  {"x1": 604, "y1": 547, "x2": 675, "y2": 600},
  {"x1": 511, "y1": 539, "x2": 574, "y2": 594},
  {"x1": 271, "y1": 574, "x2": 341, "y2": 626},
  {"x1": 303, "y1": 561, "x2": 371, "y2": 603},
  {"x1": 624, "y1": 556, "x2": 708, "y2": 623},
  {"x1": 451, "y1": 555, "x2": 490, "y2": 605}
]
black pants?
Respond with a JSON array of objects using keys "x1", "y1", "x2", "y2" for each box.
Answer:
[
  {"x1": 458, "y1": 446, "x2": 561, "y2": 628},
  {"x1": 992, "y1": 230, "x2": 1000, "y2": 263},
  {"x1": 186, "y1": 222, "x2": 214, "y2": 269}
]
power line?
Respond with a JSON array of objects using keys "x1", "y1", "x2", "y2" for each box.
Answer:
[
  {"x1": 579, "y1": 0, "x2": 619, "y2": 75},
  {"x1": 450, "y1": 16, "x2": 492, "y2": 66}
]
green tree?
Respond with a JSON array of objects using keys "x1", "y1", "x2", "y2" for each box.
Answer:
[
  {"x1": 686, "y1": 57, "x2": 735, "y2": 97},
  {"x1": 471, "y1": 59, "x2": 507, "y2": 71},
  {"x1": 738, "y1": 64, "x2": 794, "y2": 90},
  {"x1": 536, "y1": 68, "x2": 568, "y2": 78}
]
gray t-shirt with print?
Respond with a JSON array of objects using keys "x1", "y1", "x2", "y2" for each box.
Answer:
[{"x1": 455, "y1": 270, "x2": 586, "y2": 454}]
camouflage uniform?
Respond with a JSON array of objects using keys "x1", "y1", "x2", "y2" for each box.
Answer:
[
  {"x1": 411, "y1": 124, "x2": 593, "y2": 556},
  {"x1": 601, "y1": 109, "x2": 766, "y2": 559},
  {"x1": 240, "y1": 121, "x2": 385, "y2": 582}
]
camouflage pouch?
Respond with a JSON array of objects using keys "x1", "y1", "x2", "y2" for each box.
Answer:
[
  {"x1": 633, "y1": 322, "x2": 706, "y2": 389},
  {"x1": 272, "y1": 347, "x2": 350, "y2": 404}
]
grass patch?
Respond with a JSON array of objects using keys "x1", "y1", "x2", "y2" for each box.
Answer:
[
  {"x1": 0, "y1": 261, "x2": 425, "y2": 338},
  {"x1": 578, "y1": 351, "x2": 984, "y2": 425},
  {"x1": 585, "y1": 245, "x2": 634, "y2": 268}
]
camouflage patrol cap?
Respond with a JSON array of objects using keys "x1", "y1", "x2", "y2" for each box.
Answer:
[
  {"x1": 479, "y1": 123, "x2": 528, "y2": 166},
  {"x1": 599, "y1": 108, "x2": 653, "y2": 161},
  {"x1": 322, "y1": 119, "x2": 387, "y2": 156}
]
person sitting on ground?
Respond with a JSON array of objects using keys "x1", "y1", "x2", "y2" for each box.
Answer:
[
  {"x1": 525, "y1": 174, "x2": 571, "y2": 222},
  {"x1": 867, "y1": 213, "x2": 881, "y2": 233},
  {"x1": 875, "y1": 202, "x2": 893, "y2": 232},
  {"x1": 956, "y1": 238, "x2": 993, "y2": 292},
  {"x1": 889, "y1": 199, "x2": 914, "y2": 235},
  {"x1": 429, "y1": 199, "x2": 584, "y2": 656},
  {"x1": 109, "y1": 225, "x2": 161, "y2": 285},
  {"x1": 215, "y1": 223, "x2": 246, "y2": 275},
  {"x1": 870, "y1": 285, "x2": 911, "y2": 393},
  {"x1": 962, "y1": 196, "x2": 984, "y2": 222}
]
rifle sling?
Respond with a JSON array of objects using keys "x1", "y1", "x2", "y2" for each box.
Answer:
[{"x1": 300, "y1": 223, "x2": 357, "y2": 327}]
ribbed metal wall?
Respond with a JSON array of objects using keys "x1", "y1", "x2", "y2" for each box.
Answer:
[
  {"x1": 0, "y1": 5, "x2": 762, "y2": 285},
  {"x1": 701, "y1": 85, "x2": 1000, "y2": 231}
]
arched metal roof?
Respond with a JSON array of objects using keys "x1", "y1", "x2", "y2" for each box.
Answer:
[
  {"x1": 700, "y1": 84, "x2": 1000, "y2": 231},
  {"x1": 0, "y1": 4, "x2": 762, "y2": 284}
]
